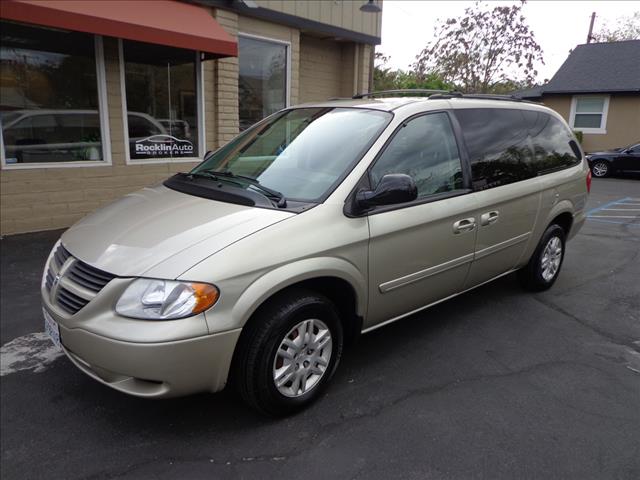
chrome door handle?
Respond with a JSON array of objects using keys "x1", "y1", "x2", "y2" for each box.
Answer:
[
  {"x1": 480, "y1": 211, "x2": 499, "y2": 226},
  {"x1": 453, "y1": 217, "x2": 476, "y2": 234}
]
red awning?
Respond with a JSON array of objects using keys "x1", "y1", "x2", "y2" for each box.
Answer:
[{"x1": 0, "y1": 0, "x2": 237, "y2": 58}]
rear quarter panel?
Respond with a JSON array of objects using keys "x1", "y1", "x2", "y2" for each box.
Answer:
[{"x1": 519, "y1": 160, "x2": 589, "y2": 266}]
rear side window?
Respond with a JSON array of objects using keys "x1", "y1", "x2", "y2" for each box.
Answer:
[
  {"x1": 525, "y1": 111, "x2": 582, "y2": 174},
  {"x1": 369, "y1": 112, "x2": 464, "y2": 198},
  {"x1": 454, "y1": 108, "x2": 580, "y2": 190}
]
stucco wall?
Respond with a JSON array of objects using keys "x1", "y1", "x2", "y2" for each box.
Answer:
[{"x1": 542, "y1": 94, "x2": 640, "y2": 153}]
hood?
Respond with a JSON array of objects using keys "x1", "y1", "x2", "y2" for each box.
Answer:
[{"x1": 62, "y1": 184, "x2": 294, "y2": 278}]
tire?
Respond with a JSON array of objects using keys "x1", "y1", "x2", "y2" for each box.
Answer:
[
  {"x1": 233, "y1": 289, "x2": 344, "y2": 416},
  {"x1": 591, "y1": 160, "x2": 610, "y2": 178},
  {"x1": 518, "y1": 224, "x2": 566, "y2": 292}
]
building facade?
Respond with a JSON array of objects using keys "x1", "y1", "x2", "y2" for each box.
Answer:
[
  {"x1": 515, "y1": 40, "x2": 640, "y2": 154},
  {"x1": 0, "y1": 0, "x2": 382, "y2": 235}
]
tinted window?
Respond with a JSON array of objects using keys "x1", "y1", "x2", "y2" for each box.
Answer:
[
  {"x1": 370, "y1": 113, "x2": 464, "y2": 198},
  {"x1": 455, "y1": 108, "x2": 580, "y2": 190},
  {"x1": 525, "y1": 111, "x2": 581, "y2": 173}
]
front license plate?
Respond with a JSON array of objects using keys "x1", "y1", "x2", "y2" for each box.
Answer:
[{"x1": 43, "y1": 308, "x2": 62, "y2": 350}]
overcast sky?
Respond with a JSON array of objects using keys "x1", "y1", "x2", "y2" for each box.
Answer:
[{"x1": 379, "y1": 1, "x2": 638, "y2": 83}]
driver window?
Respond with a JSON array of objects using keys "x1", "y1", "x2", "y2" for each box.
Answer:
[{"x1": 370, "y1": 112, "x2": 464, "y2": 198}]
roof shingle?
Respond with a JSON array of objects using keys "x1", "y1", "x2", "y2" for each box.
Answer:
[{"x1": 542, "y1": 40, "x2": 640, "y2": 94}]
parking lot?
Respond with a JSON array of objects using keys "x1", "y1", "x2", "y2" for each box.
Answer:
[{"x1": 1, "y1": 177, "x2": 639, "y2": 480}]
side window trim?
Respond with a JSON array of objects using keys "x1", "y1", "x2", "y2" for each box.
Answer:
[{"x1": 345, "y1": 109, "x2": 473, "y2": 217}]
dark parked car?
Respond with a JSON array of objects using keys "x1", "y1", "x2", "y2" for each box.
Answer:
[{"x1": 586, "y1": 142, "x2": 640, "y2": 178}]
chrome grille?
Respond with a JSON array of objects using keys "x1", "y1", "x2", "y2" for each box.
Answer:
[{"x1": 45, "y1": 244, "x2": 116, "y2": 316}]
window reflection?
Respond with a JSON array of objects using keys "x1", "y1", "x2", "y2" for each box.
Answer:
[
  {"x1": 0, "y1": 21, "x2": 103, "y2": 164},
  {"x1": 239, "y1": 36, "x2": 287, "y2": 130},
  {"x1": 455, "y1": 108, "x2": 580, "y2": 189},
  {"x1": 123, "y1": 41, "x2": 199, "y2": 160}
]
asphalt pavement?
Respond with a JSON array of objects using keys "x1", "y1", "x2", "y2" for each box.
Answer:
[{"x1": 1, "y1": 177, "x2": 639, "y2": 480}]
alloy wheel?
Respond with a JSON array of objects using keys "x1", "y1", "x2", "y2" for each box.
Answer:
[
  {"x1": 272, "y1": 319, "x2": 333, "y2": 397},
  {"x1": 592, "y1": 162, "x2": 608, "y2": 177},
  {"x1": 541, "y1": 236, "x2": 563, "y2": 282}
]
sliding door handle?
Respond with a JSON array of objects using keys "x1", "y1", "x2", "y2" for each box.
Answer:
[
  {"x1": 453, "y1": 217, "x2": 476, "y2": 234},
  {"x1": 480, "y1": 211, "x2": 500, "y2": 226}
]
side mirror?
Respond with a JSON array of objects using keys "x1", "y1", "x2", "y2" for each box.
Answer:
[{"x1": 356, "y1": 173, "x2": 417, "y2": 211}]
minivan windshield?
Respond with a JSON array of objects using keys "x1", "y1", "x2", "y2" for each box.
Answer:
[{"x1": 191, "y1": 107, "x2": 391, "y2": 203}]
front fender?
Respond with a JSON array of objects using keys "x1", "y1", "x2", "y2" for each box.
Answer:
[{"x1": 231, "y1": 257, "x2": 367, "y2": 327}]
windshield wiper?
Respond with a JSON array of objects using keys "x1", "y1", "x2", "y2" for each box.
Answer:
[
  {"x1": 186, "y1": 171, "x2": 245, "y2": 188},
  {"x1": 198, "y1": 170, "x2": 287, "y2": 208}
]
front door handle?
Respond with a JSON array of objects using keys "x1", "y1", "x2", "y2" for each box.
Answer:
[
  {"x1": 480, "y1": 211, "x2": 499, "y2": 226},
  {"x1": 453, "y1": 217, "x2": 476, "y2": 234}
]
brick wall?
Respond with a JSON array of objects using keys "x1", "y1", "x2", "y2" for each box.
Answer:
[{"x1": 299, "y1": 35, "x2": 372, "y2": 103}]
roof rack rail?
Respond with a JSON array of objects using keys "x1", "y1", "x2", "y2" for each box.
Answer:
[
  {"x1": 352, "y1": 89, "x2": 448, "y2": 99},
  {"x1": 428, "y1": 92, "x2": 538, "y2": 104}
]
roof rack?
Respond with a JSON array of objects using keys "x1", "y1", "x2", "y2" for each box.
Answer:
[
  {"x1": 352, "y1": 89, "x2": 448, "y2": 99},
  {"x1": 352, "y1": 89, "x2": 539, "y2": 104},
  {"x1": 428, "y1": 92, "x2": 538, "y2": 104}
]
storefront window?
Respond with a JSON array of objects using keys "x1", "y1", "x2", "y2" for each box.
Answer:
[
  {"x1": 239, "y1": 36, "x2": 288, "y2": 130},
  {"x1": 122, "y1": 40, "x2": 200, "y2": 161},
  {"x1": 0, "y1": 21, "x2": 106, "y2": 166}
]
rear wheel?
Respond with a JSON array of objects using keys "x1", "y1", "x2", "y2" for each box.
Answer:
[
  {"x1": 233, "y1": 289, "x2": 343, "y2": 416},
  {"x1": 518, "y1": 224, "x2": 566, "y2": 291},
  {"x1": 591, "y1": 160, "x2": 610, "y2": 178}
]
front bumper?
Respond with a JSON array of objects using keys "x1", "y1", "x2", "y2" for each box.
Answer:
[
  {"x1": 59, "y1": 323, "x2": 241, "y2": 398},
  {"x1": 42, "y1": 273, "x2": 242, "y2": 398}
]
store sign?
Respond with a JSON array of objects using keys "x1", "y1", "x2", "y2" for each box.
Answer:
[{"x1": 134, "y1": 134, "x2": 194, "y2": 158}]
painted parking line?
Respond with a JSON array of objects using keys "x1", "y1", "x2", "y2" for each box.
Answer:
[{"x1": 586, "y1": 197, "x2": 640, "y2": 227}]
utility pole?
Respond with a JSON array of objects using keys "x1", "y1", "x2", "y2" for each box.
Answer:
[{"x1": 586, "y1": 12, "x2": 596, "y2": 43}]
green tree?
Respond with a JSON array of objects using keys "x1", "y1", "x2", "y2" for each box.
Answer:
[
  {"x1": 412, "y1": 1, "x2": 544, "y2": 93},
  {"x1": 592, "y1": 11, "x2": 640, "y2": 42},
  {"x1": 374, "y1": 52, "x2": 452, "y2": 92}
]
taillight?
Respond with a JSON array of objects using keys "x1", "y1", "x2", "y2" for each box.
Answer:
[{"x1": 586, "y1": 169, "x2": 592, "y2": 193}]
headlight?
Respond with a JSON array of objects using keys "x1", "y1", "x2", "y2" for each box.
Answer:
[{"x1": 116, "y1": 278, "x2": 219, "y2": 320}]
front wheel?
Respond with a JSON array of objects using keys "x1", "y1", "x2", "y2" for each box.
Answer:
[
  {"x1": 518, "y1": 224, "x2": 566, "y2": 291},
  {"x1": 591, "y1": 160, "x2": 610, "y2": 178},
  {"x1": 233, "y1": 289, "x2": 343, "y2": 416}
]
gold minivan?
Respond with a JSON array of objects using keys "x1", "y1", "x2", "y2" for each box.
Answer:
[{"x1": 42, "y1": 93, "x2": 591, "y2": 415}]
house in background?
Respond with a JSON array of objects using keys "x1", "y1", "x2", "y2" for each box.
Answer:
[
  {"x1": 0, "y1": 0, "x2": 382, "y2": 235},
  {"x1": 515, "y1": 40, "x2": 640, "y2": 153}
]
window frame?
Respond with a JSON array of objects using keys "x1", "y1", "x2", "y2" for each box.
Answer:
[
  {"x1": 119, "y1": 39, "x2": 205, "y2": 165},
  {"x1": 238, "y1": 32, "x2": 292, "y2": 123},
  {"x1": 346, "y1": 110, "x2": 473, "y2": 217},
  {"x1": 0, "y1": 34, "x2": 111, "y2": 170},
  {"x1": 569, "y1": 94, "x2": 610, "y2": 135}
]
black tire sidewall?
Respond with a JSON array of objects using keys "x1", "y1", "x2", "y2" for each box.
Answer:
[{"x1": 257, "y1": 296, "x2": 343, "y2": 414}]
